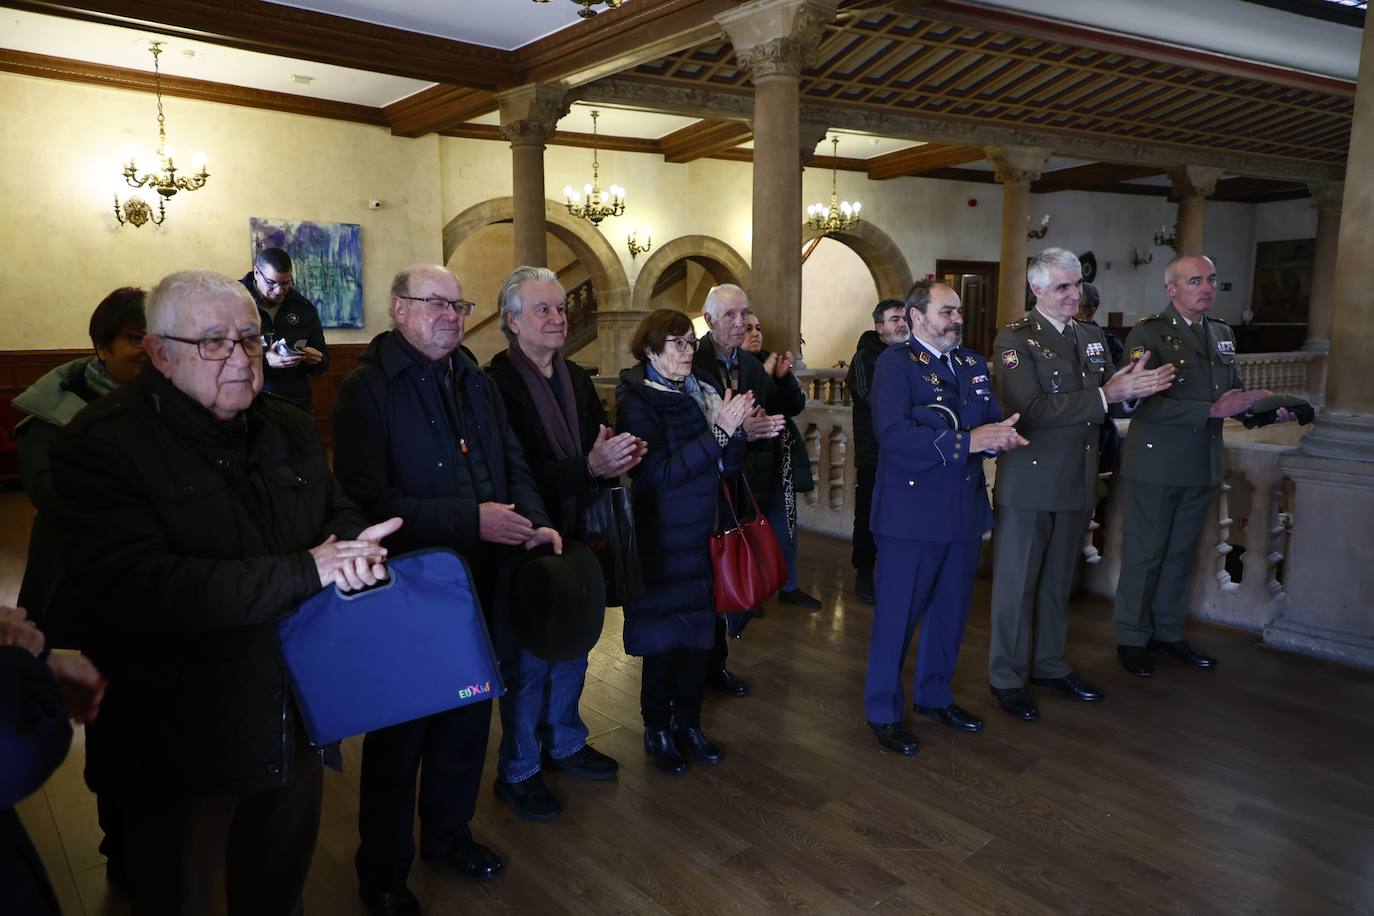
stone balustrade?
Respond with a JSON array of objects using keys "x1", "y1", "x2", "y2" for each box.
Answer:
[
  {"x1": 1235, "y1": 351, "x2": 1324, "y2": 402},
  {"x1": 796, "y1": 368, "x2": 849, "y2": 406}
]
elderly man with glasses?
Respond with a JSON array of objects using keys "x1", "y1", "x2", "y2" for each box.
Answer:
[
  {"x1": 49, "y1": 269, "x2": 400, "y2": 916},
  {"x1": 240, "y1": 246, "x2": 329, "y2": 412},
  {"x1": 333, "y1": 263, "x2": 560, "y2": 916}
]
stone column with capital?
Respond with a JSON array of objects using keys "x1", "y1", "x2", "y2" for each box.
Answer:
[
  {"x1": 717, "y1": 0, "x2": 838, "y2": 354},
  {"x1": 1167, "y1": 165, "x2": 1223, "y2": 255},
  {"x1": 985, "y1": 145, "x2": 1051, "y2": 328},
  {"x1": 497, "y1": 84, "x2": 567, "y2": 269},
  {"x1": 1303, "y1": 180, "x2": 1343, "y2": 354},
  {"x1": 1265, "y1": 19, "x2": 1374, "y2": 669}
]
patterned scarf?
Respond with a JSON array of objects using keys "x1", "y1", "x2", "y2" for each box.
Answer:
[{"x1": 84, "y1": 358, "x2": 117, "y2": 397}]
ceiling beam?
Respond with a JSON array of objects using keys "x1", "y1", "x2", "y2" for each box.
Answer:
[
  {"x1": 518, "y1": 0, "x2": 741, "y2": 89},
  {"x1": 1, "y1": 0, "x2": 519, "y2": 88},
  {"x1": 0, "y1": 46, "x2": 386, "y2": 125},
  {"x1": 384, "y1": 86, "x2": 496, "y2": 138},
  {"x1": 572, "y1": 77, "x2": 1346, "y2": 183},
  {"x1": 866, "y1": 143, "x2": 985, "y2": 180},
  {"x1": 1031, "y1": 162, "x2": 1165, "y2": 193},
  {"x1": 659, "y1": 119, "x2": 753, "y2": 163}
]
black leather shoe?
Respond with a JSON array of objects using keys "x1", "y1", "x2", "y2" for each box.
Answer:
[
  {"x1": 542, "y1": 744, "x2": 619, "y2": 780},
  {"x1": 989, "y1": 687, "x2": 1039, "y2": 721},
  {"x1": 914, "y1": 702, "x2": 984, "y2": 732},
  {"x1": 493, "y1": 773, "x2": 562, "y2": 822},
  {"x1": 868, "y1": 721, "x2": 919, "y2": 756},
  {"x1": 1030, "y1": 672, "x2": 1105, "y2": 701},
  {"x1": 1117, "y1": 645, "x2": 1153, "y2": 677},
  {"x1": 855, "y1": 573, "x2": 876, "y2": 605},
  {"x1": 707, "y1": 668, "x2": 751, "y2": 697},
  {"x1": 644, "y1": 728, "x2": 689, "y2": 776},
  {"x1": 778, "y1": 588, "x2": 822, "y2": 610},
  {"x1": 436, "y1": 841, "x2": 504, "y2": 881},
  {"x1": 360, "y1": 886, "x2": 422, "y2": 916},
  {"x1": 1148, "y1": 639, "x2": 1217, "y2": 668},
  {"x1": 673, "y1": 725, "x2": 723, "y2": 764}
]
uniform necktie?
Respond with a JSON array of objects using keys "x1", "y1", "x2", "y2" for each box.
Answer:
[
  {"x1": 1063, "y1": 321, "x2": 1080, "y2": 365},
  {"x1": 939, "y1": 353, "x2": 952, "y2": 375},
  {"x1": 1191, "y1": 321, "x2": 1207, "y2": 348}
]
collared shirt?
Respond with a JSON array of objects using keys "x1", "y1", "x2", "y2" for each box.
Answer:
[
  {"x1": 715, "y1": 345, "x2": 739, "y2": 391},
  {"x1": 912, "y1": 335, "x2": 948, "y2": 363}
]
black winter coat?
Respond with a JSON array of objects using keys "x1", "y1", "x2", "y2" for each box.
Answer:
[
  {"x1": 50, "y1": 366, "x2": 366, "y2": 797},
  {"x1": 846, "y1": 330, "x2": 886, "y2": 469},
  {"x1": 693, "y1": 333, "x2": 806, "y2": 512},
  {"x1": 240, "y1": 273, "x2": 329, "y2": 411},
  {"x1": 614, "y1": 363, "x2": 747, "y2": 656},
  {"x1": 332, "y1": 331, "x2": 550, "y2": 660},
  {"x1": 485, "y1": 349, "x2": 611, "y2": 536}
]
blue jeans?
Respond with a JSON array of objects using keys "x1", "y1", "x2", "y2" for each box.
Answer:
[
  {"x1": 496, "y1": 647, "x2": 591, "y2": 783},
  {"x1": 766, "y1": 491, "x2": 799, "y2": 591}
]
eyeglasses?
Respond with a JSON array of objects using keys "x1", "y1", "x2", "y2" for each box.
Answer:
[
  {"x1": 397, "y1": 296, "x2": 475, "y2": 317},
  {"x1": 160, "y1": 333, "x2": 268, "y2": 361},
  {"x1": 255, "y1": 268, "x2": 293, "y2": 292},
  {"x1": 663, "y1": 336, "x2": 699, "y2": 353}
]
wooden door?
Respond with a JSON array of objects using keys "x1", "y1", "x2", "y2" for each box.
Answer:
[{"x1": 935, "y1": 260, "x2": 1000, "y2": 359}]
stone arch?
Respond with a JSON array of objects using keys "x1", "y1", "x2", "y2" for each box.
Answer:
[
  {"x1": 442, "y1": 197, "x2": 631, "y2": 314},
  {"x1": 803, "y1": 220, "x2": 913, "y2": 301},
  {"x1": 630, "y1": 235, "x2": 754, "y2": 314}
]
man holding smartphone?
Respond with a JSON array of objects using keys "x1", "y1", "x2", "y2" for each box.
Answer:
[{"x1": 241, "y1": 246, "x2": 329, "y2": 412}]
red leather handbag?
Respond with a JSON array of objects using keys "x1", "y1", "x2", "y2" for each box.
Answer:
[{"x1": 710, "y1": 476, "x2": 787, "y2": 612}]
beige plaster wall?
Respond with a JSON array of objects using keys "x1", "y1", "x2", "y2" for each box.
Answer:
[
  {"x1": 0, "y1": 71, "x2": 441, "y2": 349},
  {"x1": 800, "y1": 237, "x2": 879, "y2": 369}
]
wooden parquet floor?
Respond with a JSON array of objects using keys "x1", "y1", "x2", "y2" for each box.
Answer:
[{"x1": 3, "y1": 488, "x2": 1373, "y2": 916}]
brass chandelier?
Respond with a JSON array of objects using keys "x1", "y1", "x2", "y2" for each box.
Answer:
[
  {"x1": 804, "y1": 137, "x2": 861, "y2": 234},
  {"x1": 563, "y1": 110, "x2": 625, "y2": 226},
  {"x1": 114, "y1": 42, "x2": 210, "y2": 228},
  {"x1": 531, "y1": 0, "x2": 622, "y2": 18}
]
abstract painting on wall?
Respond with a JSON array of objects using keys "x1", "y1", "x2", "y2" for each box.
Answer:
[{"x1": 249, "y1": 217, "x2": 363, "y2": 328}]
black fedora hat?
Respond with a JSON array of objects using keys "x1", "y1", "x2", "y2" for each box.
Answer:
[{"x1": 511, "y1": 539, "x2": 607, "y2": 662}]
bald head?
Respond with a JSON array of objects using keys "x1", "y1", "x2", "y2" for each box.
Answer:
[{"x1": 389, "y1": 264, "x2": 466, "y2": 361}]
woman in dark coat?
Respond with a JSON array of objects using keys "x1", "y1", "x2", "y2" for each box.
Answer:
[
  {"x1": 614, "y1": 309, "x2": 752, "y2": 775},
  {"x1": 484, "y1": 266, "x2": 645, "y2": 821}
]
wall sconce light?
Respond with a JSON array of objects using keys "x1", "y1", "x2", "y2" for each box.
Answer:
[
  {"x1": 1153, "y1": 223, "x2": 1178, "y2": 251},
  {"x1": 626, "y1": 227, "x2": 652, "y2": 259},
  {"x1": 1026, "y1": 213, "x2": 1050, "y2": 240},
  {"x1": 1130, "y1": 247, "x2": 1154, "y2": 269}
]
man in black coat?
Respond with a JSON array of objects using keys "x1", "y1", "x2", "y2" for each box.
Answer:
[
  {"x1": 846, "y1": 298, "x2": 910, "y2": 604},
  {"x1": 241, "y1": 246, "x2": 329, "y2": 412},
  {"x1": 333, "y1": 264, "x2": 560, "y2": 916},
  {"x1": 51, "y1": 269, "x2": 397, "y2": 916},
  {"x1": 693, "y1": 284, "x2": 804, "y2": 696}
]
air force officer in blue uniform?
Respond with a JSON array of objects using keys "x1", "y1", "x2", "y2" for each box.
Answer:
[{"x1": 865, "y1": 280, "x2": 1029, "y2": 756}]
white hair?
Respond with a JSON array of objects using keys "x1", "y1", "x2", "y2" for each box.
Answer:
[
  {"x1": 498, "y1": 266, "x2": 562, "y2": 342},
  {"x1": 1026, "y1": 247, "x2": 1081, "y2": 296},
  {"x1": 702, "y1": 283, "x2": 748, "y2": 319},
  {"x1": 145, "y1": 270, "x2": 255, "y2": 335}
]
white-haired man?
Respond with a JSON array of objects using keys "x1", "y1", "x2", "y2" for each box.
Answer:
[
  {"x1": 692, "y1": 284, "x2": 807, "y2": 695},
  {"x1": 51, "y1": 269, "x2": 399, "y2": 915},
  {"x1": 988, "y1": 248, "x2": 1174, "y2": 722}
]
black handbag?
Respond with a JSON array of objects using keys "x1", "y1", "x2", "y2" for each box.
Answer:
[{"x1": 577, "y1": 486, "x2": 646, "y2": 606}]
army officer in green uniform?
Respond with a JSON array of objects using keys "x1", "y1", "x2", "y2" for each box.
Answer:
[
  {"x1": 989, "y1": 248, "x2": 1176, "y2": 721},
  {"x1": 1113, "y1": 254, "x2": 1290, "y2": 677}
]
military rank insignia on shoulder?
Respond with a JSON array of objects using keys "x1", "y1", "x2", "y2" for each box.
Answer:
[
  {"x1": 1001, "y1": 349, "x2": 1020, "y2": 369},
  {"x1": 1006, "y1": 316, "x2": 1032, "y2": 332}
]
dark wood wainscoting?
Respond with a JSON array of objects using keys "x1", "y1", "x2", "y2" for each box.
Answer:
[{"x1": 0, "y1": 344, "x2": 369, "y2": 445}]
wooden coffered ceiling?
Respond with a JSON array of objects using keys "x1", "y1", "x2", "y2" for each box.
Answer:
[
  {"x1": 633, "y1": 2, "x2": 1355, "y2": 170},
  {"x1": 0, "y1": 0, "x2": 1356, "y2": 201}
]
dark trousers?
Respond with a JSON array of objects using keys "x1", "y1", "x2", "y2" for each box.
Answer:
[
  {"x1": 640, "y1": 648, "x2": 711, "y2": 729},
  {"x1": 355, "y1": 700, "x2": 492, "y2": 891},
  {"x1": 0, "y1": 808, "x2": 62, "y2": 916},
  {"x1": 852, "y1": 465, "x2": 877, "y2": 573},
  {"x1": 121, "y1": 746, "x2": 323, "y2": 916},
  {"x1": 864, "y1": 535, "x2": 981, "y2": 722},
  {"x1": 1113, "y1": 480, "x2": 1215, "y2": 646},
  {"x1": 708, "y1": 615, "x2": 730, "y2": 671},
  {"x1": 85, "y1": 714, "x2": 126, "y2": 879},
  {"x1": 987, "y1": 506, "x2": 1088, "y2": 688}
]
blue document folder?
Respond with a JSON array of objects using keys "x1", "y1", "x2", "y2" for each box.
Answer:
[{"x1": 278, "y1": 548, "x2": 503, "y2": 745}]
